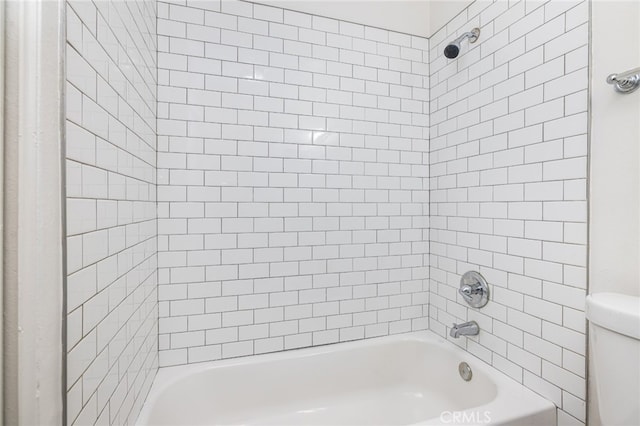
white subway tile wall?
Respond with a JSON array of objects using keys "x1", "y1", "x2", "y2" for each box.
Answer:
[
  {"x1": 429, "y1": 1, "x2": 588, "y2": 424},
  {"x1": 156, "y1": 0, "x2": 430, "y2": 366},
  {"x1": 63, "y1": 0, "x2": 592, "y2": 424},
  {"x1": 65, "y1": 0, "x2": 158, "y2": 424}
]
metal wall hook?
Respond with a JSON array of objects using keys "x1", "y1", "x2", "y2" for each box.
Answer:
[{"x1": 607, "y1": 67, "x2": 640, "y2": 94}]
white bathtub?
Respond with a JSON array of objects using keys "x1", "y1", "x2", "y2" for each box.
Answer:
[{"x1": 137, "y1": 332, "x2": 555, "y2": 425}]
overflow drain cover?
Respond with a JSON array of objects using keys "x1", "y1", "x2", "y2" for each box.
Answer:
[{"x1": 459, "y1": 362, "x2": 472, "y2": 381}]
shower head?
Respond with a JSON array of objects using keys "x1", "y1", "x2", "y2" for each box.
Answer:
[{"x1": 444, "y1": 28, "x2": 480, "y2": 59}]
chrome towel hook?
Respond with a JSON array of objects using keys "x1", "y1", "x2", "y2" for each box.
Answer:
[{"x1": 607, "y1": 67, "x2": 640, "y2": 94}]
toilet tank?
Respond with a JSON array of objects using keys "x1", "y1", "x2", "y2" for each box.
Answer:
[{"x1": 586, "y1": 293, "x2": 640, "y2": 426}]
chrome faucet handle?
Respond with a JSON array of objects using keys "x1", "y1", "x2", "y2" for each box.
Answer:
[
  {"x1": 458, "y1": 284, "x2": 477, "y2": 301},
  {"x1": 458, "y1": 271, "x2": 489, "y2": 308}
]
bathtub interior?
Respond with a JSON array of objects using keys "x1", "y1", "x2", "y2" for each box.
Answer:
[{"x1": 142, "y1": 338, "x2": 499, "y2": 425}]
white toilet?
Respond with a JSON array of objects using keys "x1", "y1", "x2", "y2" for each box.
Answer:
[{"x1": 586, "y1": 293, "x2": 640, "y2": 425}]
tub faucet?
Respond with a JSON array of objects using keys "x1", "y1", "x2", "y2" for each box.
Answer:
[{"x1": 450, "y1": 321, "x2": 479, "y2": 338}]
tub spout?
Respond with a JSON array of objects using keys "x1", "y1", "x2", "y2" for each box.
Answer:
[{"x1": 450, "y1": 321, "x2": 479, "y2": 338}]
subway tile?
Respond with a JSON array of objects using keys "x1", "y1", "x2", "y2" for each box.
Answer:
[
  {"x1": 221, "y1": 0, "x2": 252, "y2": 18},
  {"x1": 254, "y1": 3, "x2": 283, "y2": 23},
  {"x1": 284, "y1": 9, "x2": 311, "y2": 28},
  {"x1": 69, "y1": 2, "x2": 588, "y2": 424},
  {"x1": 542, "y1": 360, "x2": 585, "y2": 399},
  {"x1": 526, "y1": 14, "x2": 565, "y2": 50},
  {"x1": 65, "y1": 0, "x2": 158, "y2": 422}
]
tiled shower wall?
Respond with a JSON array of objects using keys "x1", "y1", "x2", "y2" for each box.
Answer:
[
  {"x1": 429, "y1": 1, "x2": 588, "y2": 424},
  {"x1": 65, "y1": 0, "x2": 158, "y2": 424},
  {"x1": 63, "y1": 0, "x2": 594, "y2": 425},
  {"x1": 156, "y1": 0, "x2": 430, "y2": 366}
]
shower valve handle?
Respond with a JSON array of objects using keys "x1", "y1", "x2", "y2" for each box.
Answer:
[
  {"x1": 459, "y1": 284, "x2": 479, "y2": 300},
  {"x1": 458, "y1": 271, "x2": 490, "y2": 308}
]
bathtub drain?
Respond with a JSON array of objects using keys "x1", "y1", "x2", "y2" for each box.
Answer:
[{"x1": 458, "y1": 362, "x2": 472, "y2": 381}]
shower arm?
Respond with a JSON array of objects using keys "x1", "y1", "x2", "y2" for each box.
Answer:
[{"x1": 452, "y1": 28, "x2": 480, "y2": 45}]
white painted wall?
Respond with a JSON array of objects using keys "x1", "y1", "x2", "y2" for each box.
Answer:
[
  {"x1": 589, "y1": 0, "x2": 640, "y2": 298},
  {"x1": 589, "y1": 1, "x2": 640, "y2": 424},
  {"x1": 249, "y1": 0, "x2": 471, "y2": 37},
  {"x1": 0, "y1": 1, "x2": 5, "y2": 417},
  {"x1": 428, "y1": 0, "x2": 474, "y2": 35},
  {"x1": 2, "y1": 0, "x2": 65, "y2": 423}
]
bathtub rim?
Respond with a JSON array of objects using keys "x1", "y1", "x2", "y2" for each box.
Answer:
[{"x1": 137, "y1": 330, "x2": 556, "y2": 426}]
